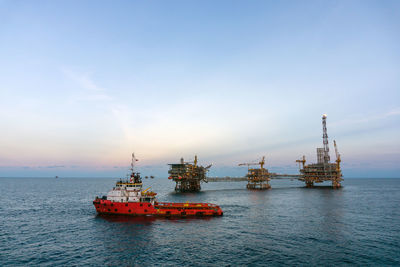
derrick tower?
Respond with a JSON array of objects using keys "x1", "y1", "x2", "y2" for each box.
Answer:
[
  {"x1": 239, "y1": 156, "x2": 271, "y2": 190},
  {"x1": 168, "y1": 156, "x2": 211, "y2": 192},
  {"x1": 297, "y1": 115, "x2": 343, "y2": 188},
  {"x1": 322, "y1": 114, "x2": 330, "y2": 164}
]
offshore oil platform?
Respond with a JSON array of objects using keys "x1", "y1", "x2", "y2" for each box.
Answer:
[
  {"x1": 238, "y1": 156, "x2": 271, "y2": 189},
  {"x1": 167, "y1": 156, "x2": 212, "y2": 192},
  {"x1": 296, "y1": 114, "x2": 343, "y2": 188},
  {"x1": 168, "y1": 114, "x2": 343, "y2": 191}
]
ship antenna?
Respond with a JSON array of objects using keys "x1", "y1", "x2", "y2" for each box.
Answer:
[{"x1": 131, "y1": 153, "x2": 137, "y2": 173}]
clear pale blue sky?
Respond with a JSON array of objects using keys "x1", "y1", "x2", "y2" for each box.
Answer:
[{"x1": 1, "y1": 0, "x2": 399, "y2": 177}]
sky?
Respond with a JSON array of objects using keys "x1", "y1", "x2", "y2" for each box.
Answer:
[{"x1": 0, "y1": 0, "x2": 399, "y2": 178}]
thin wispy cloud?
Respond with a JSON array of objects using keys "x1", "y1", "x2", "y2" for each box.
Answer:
[
  {"x1": 331, "y1": 107, "x2": 400, "y2": 128},
  {"x1": 61, "y1": 67, "x2": 113, "y2": 101}
]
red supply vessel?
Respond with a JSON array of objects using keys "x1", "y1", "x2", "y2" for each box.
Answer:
[{"x1": 93, "y1": 154, "x2": 223, "y2": 217}]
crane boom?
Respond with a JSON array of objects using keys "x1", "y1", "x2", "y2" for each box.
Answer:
[
  {"x1": 334, "y1": 140, "x2": 341, "y2": 162},
  {"x1": 296, "y1": 155, "x2": 306, "y2": 168},
  {"x1": 142, "y1": 187, "x2": 152, "y2": 193},
  {"x1": 238, "y1": 156, "x2": 266, "y2": 169}
]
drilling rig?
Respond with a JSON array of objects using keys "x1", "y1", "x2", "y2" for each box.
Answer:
[
  {"x1": 297, "y1": 114, "x2": 343, "y2": 188},
  {"x1": 168, "y1": 155, "x2": 212, "y2": 192},
  {"x1": 238, "y1": 156, "x2": 271, "y2": 189}
]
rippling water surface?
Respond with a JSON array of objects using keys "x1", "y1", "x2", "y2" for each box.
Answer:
[{"x1": 1, "y1": 178, "x2": 399, "y2": 266}]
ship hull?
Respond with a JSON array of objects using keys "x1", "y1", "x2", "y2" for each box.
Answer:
[{"x1": 93, "y1": 199, "x2": 223, "y2": 217}]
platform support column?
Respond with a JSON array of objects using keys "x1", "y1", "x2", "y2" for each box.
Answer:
[
  {"x1": 332, "y1": 179, "x2": 341, "y2": 189},
  {"x1": 305, "y1": 181, "x2": 314, "y2": 188}
]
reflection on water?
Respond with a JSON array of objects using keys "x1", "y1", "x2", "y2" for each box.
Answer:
[
  {"x1": 248, "y1": 189, "x2": 271, "y2": 205},
  {"x1": 96, "y1": 213, "x2": 218, "y2": 224},
  {"x1": 96, "y1": 214, "x2": 158, "y2": 224}
]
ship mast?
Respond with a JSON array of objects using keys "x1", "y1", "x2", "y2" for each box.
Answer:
[
  {"x1": 130, "y1": 153, "x2": 138, "y2": 183},
  {"x1": 130, "y1": 153, "x2": 136, "y2": 173}
]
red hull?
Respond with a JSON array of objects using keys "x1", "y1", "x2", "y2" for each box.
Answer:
[{"x1": 93, "y1": 198, "x2": 223, "y2": 217}]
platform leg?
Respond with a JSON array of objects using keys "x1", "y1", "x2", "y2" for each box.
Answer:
[{"x1": 305, "y1": 181, "x2": 314, "y2": 188}]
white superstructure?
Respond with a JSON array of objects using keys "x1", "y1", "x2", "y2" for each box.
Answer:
[
  {"x1": 105, "y1": 153, "x2": 156, "y2": 205},
  {"x1": 106, "y1": 181, "x2": 141, "y2": 202}
]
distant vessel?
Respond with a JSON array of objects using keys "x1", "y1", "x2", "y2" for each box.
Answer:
[{"x1": 93, "y1": 154, "x2": 223, "y2": 217}]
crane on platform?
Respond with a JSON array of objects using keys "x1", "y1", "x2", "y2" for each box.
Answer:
[
  {"x1": 296, "y1": 155, "x2": 306, "y2": 169},
  {"x1": 238, "y1": 156, "x2": 266, "y2": 169},
  {"x1": 238, "y1": 156, "x2": 270, "y2": 189},
  {"x1": 183, "y1": 155, "x2": 212, "y2": 170},
  {"x1": 334, "y1": 140, "x2": 341, "y2": 167},
  {"x1": 333, "y1": 140, "x2": 343, "y2": 188}
]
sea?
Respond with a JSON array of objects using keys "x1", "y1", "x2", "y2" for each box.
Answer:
[{"x1": 0, "y1": 177, "x2": 399, "y2": 266}]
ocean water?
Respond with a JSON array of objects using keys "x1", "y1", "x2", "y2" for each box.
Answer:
[{"x1": 1, "y1": 177, "x2": 399, "y2": 266}]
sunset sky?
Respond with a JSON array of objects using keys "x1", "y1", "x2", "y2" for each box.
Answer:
[{"x1": 1, "y1": 0, "x2": 399, "y2": 177}]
